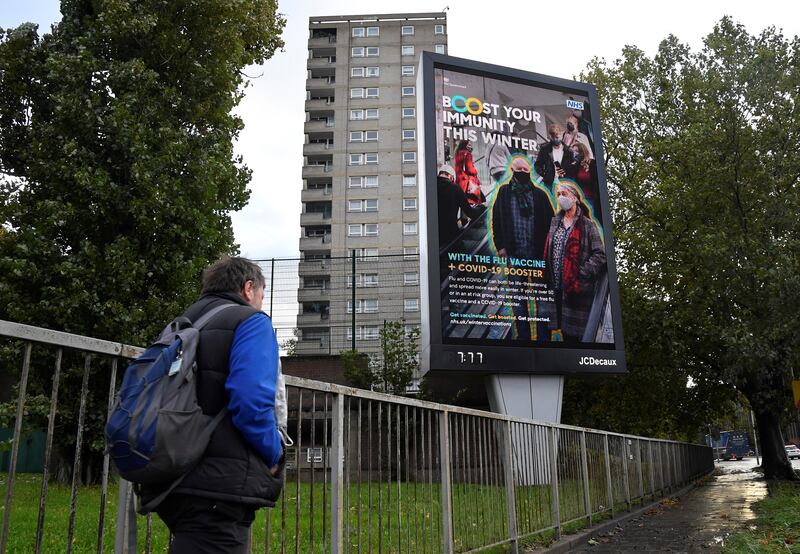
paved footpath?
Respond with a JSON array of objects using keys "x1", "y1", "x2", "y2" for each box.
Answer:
[{"x1": 548, "y1": 460, "x2": 770, "y2": 553}]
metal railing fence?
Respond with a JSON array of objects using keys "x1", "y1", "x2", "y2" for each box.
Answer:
[{"x1": 0, "y1": 320, "x2": 714, "y2": 553}]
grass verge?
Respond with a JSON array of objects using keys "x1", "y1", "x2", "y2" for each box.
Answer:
[{"x1": 724, "y1": 480, "x2": 800, "y2": 553}]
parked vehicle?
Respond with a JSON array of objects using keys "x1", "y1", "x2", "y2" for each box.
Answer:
[{"x1": 785, "y1": 444, "x2": 800, "y2": 460}]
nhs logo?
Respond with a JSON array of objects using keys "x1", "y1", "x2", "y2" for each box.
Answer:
[{"x1": 566, "y1": 99, "x2": 584, "y2": 110}]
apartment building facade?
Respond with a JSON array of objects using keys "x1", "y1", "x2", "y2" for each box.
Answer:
[{"x1": 298, "y1": 13, "x2": 447, "y2": 355}]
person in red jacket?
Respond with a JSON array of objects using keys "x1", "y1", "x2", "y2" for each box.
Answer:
[{"x1": 454, "y1": 140, "x2": 485, "y2": 205}]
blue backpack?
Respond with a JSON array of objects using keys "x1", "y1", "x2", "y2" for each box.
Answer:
[{"x1": 105, "y1": 303, "x2": 235, "y2": 509}]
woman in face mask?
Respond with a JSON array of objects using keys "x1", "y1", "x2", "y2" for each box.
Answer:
[
  {"x1": 543, "y1": 182, "x2": 606, "y2": 342},
  {"x1": 569, "y1": 142, "x2": 598, "y2": 204},
  {"x1": 562, "y1": 115, "x2": 594, "y2": 160}
]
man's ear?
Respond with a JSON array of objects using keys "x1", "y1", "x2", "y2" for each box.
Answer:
[{"x1": 241, "y1": 280, "x2": 254, "y2": 303}]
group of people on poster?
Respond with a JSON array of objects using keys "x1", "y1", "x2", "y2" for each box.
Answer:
[{"x1": 438, "y1": 103, "x2": 608, "y2": 344}]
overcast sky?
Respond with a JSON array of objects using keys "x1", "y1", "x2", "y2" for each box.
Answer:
[{"x1": 4, "y1": 1, "x2": 800, "y2": 260}]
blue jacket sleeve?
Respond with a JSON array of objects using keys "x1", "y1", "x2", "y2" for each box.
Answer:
[{"x1": 226, "y1": 312, "x2": 283, "y2": 467}]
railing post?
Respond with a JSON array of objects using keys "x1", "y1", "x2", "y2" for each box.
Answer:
[
  {"x1": 549, "y1": 426, "x2": 561, "y2": 541},
  {"x1": 603, "y1": 434, "x2": 614, "y2": 518},
  {"x1": 114, "y1": 480, "x2": 137, "y2": 554},
  {"x1": 621, "y1": 437, "x2": 631, "y2": 510},
  {"x1": 1, "y1": 342, "x2": 32, "y2": 553},
  {"x1": 330, "y1": 393, "x2": 345, "y2": 554},
  {"x1": 502, "y1": 421, "x2": 519, "y2": 554},
  {"x1": 438, "y1": 411, "x2": 454, "y2": 554},
  {"x1": 648, "y1": 441, "x2": 656, "y2": 497},
  {"x1": 636, "y1": 440, "x2": 644, "y2": 501},
  {"x1": 579, "y1": 431, "x2": 592, "y2": 525}
]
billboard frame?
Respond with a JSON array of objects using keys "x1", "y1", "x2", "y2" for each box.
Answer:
[{"x1": 417, "y1": 52, "x2": 626, "y2": 375}]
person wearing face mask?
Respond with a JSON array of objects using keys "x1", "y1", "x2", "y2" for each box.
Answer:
[
  {"x1": 535, "y1": 124, "x2": 576, "y2": 187},
  {"x1": 491, "y1": 157, "x2": 554, "y2": 340},
  {"x1": 569, "y1": 142, "x2": 598, "y2": 205},
  {"x1": 562, "y1": 115, "x2": 594, "y2": 160},
  {"x1": 543, "y1": 182, "x2": 606, "y2": 342}
]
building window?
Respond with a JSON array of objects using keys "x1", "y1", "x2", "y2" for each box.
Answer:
[
  {"x1": 366, "y1": 46, "x2": 379, "y2": 57},
  {"x1": 365, "y1": 87, "x2": 379, "y2": 98},
  {"x1": 404, "y1": 324, "x2": 419, "y2": 337},
  {"x1": 364, "y1": 175, "x2": 379, "y2": 188},
  {"x1": 348, "y1": 199, "x2": 363, "y2": 212},
  {"x1": 404, "y1": 272, "x2": 419, "y2": 285},
  {"x1": 348, "y1": 299, "x2": 378, "y2": 314},
  {"x1": 435, "y1": 44, "x2": 446, "y2": 54},
  {"x1": 364, "y1": 199, "x2": 378, "y2": 212},
  {"x1": 403, "y1": 246, "x2": 418, "y2": 259},
  {"x1": 365, "y1": 153, "x2": 379, "y2": 165},
  {"x1": 403, "y1": 198, "x2": 417, "y2": 210},
  {"x1": 401, "y1": 86, "x2": 415, "y2": 97},
  {"x1": 350, "y1": 87, "x2": 364, "y2": 99},
  {"x1": 366, "y1": 26, "x2": 379, "y2": 37},
  {"x1": 349, "y1": 131, "x2": 363, "y2": 142},
  {"x1": 402, "y1": 107, "x2": 416, "y2": 119},
  {"x1": 351, "y1": 67, "x2": 364, "y2": 77},
  {"x1": 401, "y1": 45, "x2": 415, "y2": 56},
  {"x1": 402, "y1": 129, "x2": 416, "y2": 141},
  {"x1": 348, "y1": 224, "x2": 362, "y2": 236},
  {"x1": 363, "y1": 326, "x2": 379, "y2": 340},
  {"x1": 402, "y1": 152, "x2": 416, "y2": 164},
  {"x1": 357, "y1": 248, "x2": 379, "y2": 261},
  {"x1": 363, "y1": 273, "x2": 379, "y2": 287},
  {"x1": 404, "y1": 298, "x2": 420, "y2": 312},
  {"x1": 365, "y1": 108, "x2": 379, "y2": 119},
  {"x1": 364, "y1": 130, "x2": 378, "y2": 142},
  {"x1": 348, "y1": 176, "x2": 363, "y2": 188},
  {"x1": 351, "y1": 47, "x2": 364, "y2": 57},
  {"x1": 350, "y1": 109, "x2": 364, "y2": 120},
  {"x1": 435, "y1": 24, "x2": 445, "y2": 34},
  {"x1": 352, "y1": 28, "x2": 365, "y2": 38},
  {"x1": 401, "y1": 65, "x2": 415, "y2": 76},
  {"x1": 401, "y1": 25, "x2": 414, "y2": 36},
  {"x1": 364, "y1": 223, "x2": 379, "y2": 236},
  {"x1": 366, "y1": 66, "x2": 379, "y2": 77},
  {"x1": 403, "y1": 222, "x2": 418, "y2": 235},
  {"x1": 402, "y1": 174, "x2": 417, "y2": 187},
  {"x1": 349, "y1": 153, "x2": 363, "y2": 165}
]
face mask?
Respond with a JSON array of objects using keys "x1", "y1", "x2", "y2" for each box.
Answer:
[
  {"x1": 557, "y1": 195, "x2": 575, "y2": 211},
  {"x1": 566, "y1": 123, "x2": 575, "y2": 132},
  {"x1": 551, "y1": 137, "x2": 562, "y2": 146},
  {"x1": 572, "y1": 151, "x2": 582, "y2": 162},
  {"x1": 513, "y1": 171, "x2": 531, "y2": 184}
]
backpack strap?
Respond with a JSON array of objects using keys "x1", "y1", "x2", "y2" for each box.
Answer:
[{"x1": 191, "y1": 302, "x2": 239, "y2": 330}]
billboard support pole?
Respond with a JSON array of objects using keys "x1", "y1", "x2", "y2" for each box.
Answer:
[{"x1": 485, "y1": 374, "x2": 564, "y2": 424}]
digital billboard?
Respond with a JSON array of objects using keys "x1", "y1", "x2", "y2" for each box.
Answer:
[{"x1": 418, "y1": 53, "x2": 626, "y2": 374}]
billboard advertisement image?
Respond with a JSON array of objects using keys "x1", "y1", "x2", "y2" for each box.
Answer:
[{"x1": 418, "y1": 54, "x2": 626, "y2": 374}]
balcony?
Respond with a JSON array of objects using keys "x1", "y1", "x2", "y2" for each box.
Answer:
[
  {"x1": 298, "y1": 287, "x2": 330, "y2": 302},
  {"x1": 303, "y1": 142, "x2": 334, "y2": 155},
  {"x1": 295, "y1": 337, "x2": 331, "y2": 355},
  {"x1": 307, "y1": 76, "x2": 336, "y2": 89},
  {"x1": 298, "y1": 259, "x2": 330, "y2": 276},
  {"x1": 304, "y1": 119, "x2": 335, "y2": 133},
  {"x1": 301, "y1": 186, "x2": 332, "y2": 201},
  {"x1": 305, "y1": 98, "x2": 336, "y2": 111},
  {"x1": 307, "y1": 56, "x2": 336, "y2": 69},
  {"x1": 300, "y1": 211, "x2": 331, "y2": 225},
  {"x1": 302, "y1": 164, "x2": 332, "y2": 179},
  {"x1": 297, "y1": 312, "x2": 329, "y2": 325},
  {"x1": 299, "y1": 234, "x2": 332, "y2": 250},
  {"x1": 308, "y1": 35, "x2": 337, "y2": 48}
]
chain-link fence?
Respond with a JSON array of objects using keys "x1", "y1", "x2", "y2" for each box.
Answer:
[{"x1": 256, "y1": 254, "x2": 422, "y2": 357}]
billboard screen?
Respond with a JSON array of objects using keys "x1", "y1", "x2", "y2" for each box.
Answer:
[{"x1": 418, "y1": 53, "x2": 626, "y2": 374}]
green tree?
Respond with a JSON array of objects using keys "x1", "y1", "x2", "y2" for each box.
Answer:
[
  {"x1": 582, "y1": 17, "x2": 800, "y2": 479},
  {"x1": 371, "y1": 321, "x2": 419, "y2": 395},
  {"x1": 0, "y1": 0, "x2": 285, "y2": 481},
  {"x1": 340, "y1": 349, "x2": 373, "y2": 390}
]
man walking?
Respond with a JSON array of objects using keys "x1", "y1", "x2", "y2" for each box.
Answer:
[{"x1": 144, "y1": 256, "x2": 283, "y2": 553}]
